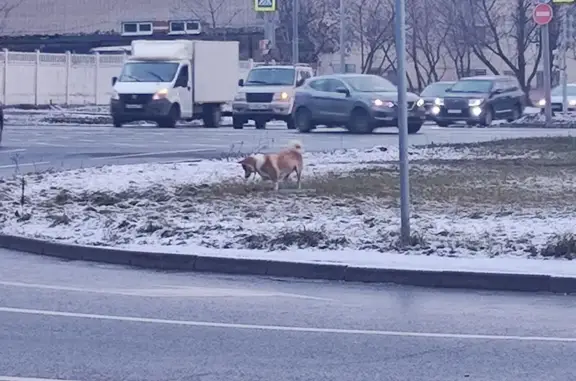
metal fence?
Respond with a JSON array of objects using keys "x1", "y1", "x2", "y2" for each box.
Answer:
[{"x1": 0, "y1": 49, "x2": 259, "y2": 106}]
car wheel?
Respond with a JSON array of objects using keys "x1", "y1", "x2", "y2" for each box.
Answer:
[
  {"x1": 407, "y1": 122, "x2": 423, "y2": 134},
  {"x1": 347, "y1": 108, "x2": 374, "y2": 134},
  {"x1": 507, "y1": 104, "x2": 522, "y2": 122},
  {"x1": 255, "y1": 119, "x2": 267, "y2": 130},
  {"x1": 481, "y1": 107, "x2": 493, "y2": 126},
  {"x1": 295, "y1": 107, "x2": 314, "y2": 133},
  {"x1": 232, "y1": 117, "x2": 245, "y2": 129}
]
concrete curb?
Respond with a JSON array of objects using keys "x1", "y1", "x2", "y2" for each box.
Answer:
[{"x1": 0, "y1": 234, "x2": 574, "y2": 294}]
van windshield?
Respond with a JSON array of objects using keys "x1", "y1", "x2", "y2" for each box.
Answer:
[
  {"x1": 118, "y1": 62, "x2": 179, "y2": 82},
  {"x1": 245, "y1": 68, "x2": 295, "y2": 86}
]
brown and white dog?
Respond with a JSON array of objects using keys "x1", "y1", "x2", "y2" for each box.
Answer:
[{"x1": 238, "y1": 140, "x2": 304, "y2": 191}]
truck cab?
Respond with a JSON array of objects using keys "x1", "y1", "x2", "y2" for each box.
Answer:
[
  {"x1": 232, "y1": 64, "x2": 314, "y2": 129},
  {"x1": 110, "y1": 39, "x2": 239, "y2": 128}
]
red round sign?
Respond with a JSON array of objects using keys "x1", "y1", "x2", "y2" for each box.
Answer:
[{"x1": 533, "y1": 3, "x2": 553, "y2": 25}]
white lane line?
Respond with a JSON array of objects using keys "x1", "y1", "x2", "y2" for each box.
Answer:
[
  {"x1": 0, "y1": 306, "x2": 574, "y2": 343},
  {"x1": 31, "y1": 142, "x2": 67, "y2": 147},
  {"x1": 0, "y1": 281, "x2": 333, "y2": 300},
  {"x1": 0, "y1": 161, "x2": 50, "y2": 169},
  {"x1": 0, "y1": 149, "x2": 26, "y2": 155},
  {"x1": 90, "y1": 149, "x2": 214, "y2": 161},
  {"x1": 0, "y1": 377, "x2": 79, "y2": 381}
]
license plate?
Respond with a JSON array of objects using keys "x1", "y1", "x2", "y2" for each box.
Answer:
[
  {"x1": 447, "y1": 109, "x2": 461, "y2": 114},
  {"x1": 249, "y1": 104, "x2": 269, "y2": 110},
  {"x1": 125, "y1": 104, "x2": 143, "y2": 109}
]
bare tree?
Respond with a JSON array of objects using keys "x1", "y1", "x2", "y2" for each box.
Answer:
[
  {"x1": 349, "y1": 0, "x2": 396, "y2": 74},
  {"x1": 276, "y1": 0, "x2": 340, "y2": 63},
  {"x1": 437, "y1": 0, "x2": 473, "y2": 78},
  {"x1": 182, "y1": 0, "x2": 242, "y2": 29},
  {"x1": 446, "y1": 0, "x2": 560, "y2": 93},
  {"x1": 405, "y1": 0, "x2": 449, "y2": 89},
  {"x1": 0, "y1": 0, "x2": 24, "y2": 32}
]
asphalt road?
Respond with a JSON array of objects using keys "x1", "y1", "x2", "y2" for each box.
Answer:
[
  {"x1": 1, "y1": 123, "x2": 575, "y2": 177},
  {"x1": 0, "y1": 249, "x2": 574, "y2": 381}
]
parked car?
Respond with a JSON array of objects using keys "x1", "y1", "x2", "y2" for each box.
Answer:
[
  {"x1": 419, "y1": 81, "x2": 456, "y2": 120},
  {"x1": 232, "y1": 63, "x2": 314, "y2": 129},
  {"x1": 430, "y1": 75, "x2": 525, "y2": 127},
  {"x1": 292, "y1": 74, "x2": 426, "y2": 134},
  {"x1": 537, "y1": 84, "x2": 576, "y2": 112}
]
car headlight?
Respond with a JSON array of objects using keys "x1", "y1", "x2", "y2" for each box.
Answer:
[
  {"x1": 274, "y1": 91, "x2": 290, "y2": 101},
  {"x1": 416, "y1": 98, "x2": 424, "y2": 107},
  {"x1": 111, "y1": 91, "x2": 119, "y2": 100},
  {"x1": 538, "y1": 99, "x2": 545, "y2": 106},
  {"x1": 152, "y1": 88, "x2": 169, "y2": 100},
  {"x1": 434, "y1": 98, "x2": 444, "y2": 106},
  {"x1": 234, "y1": 92, "x2": 246, "y2": 101},
  {"x1": 468, "y1": 99, "x2": 483, "y2": 107},
  {"x1": 373, "y1": 99, "x2": 394, "y2": 108},
  {"x1": 569, "y1": 99, "x2": 576, "y2": 106}
]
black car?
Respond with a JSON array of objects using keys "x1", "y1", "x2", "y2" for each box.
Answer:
[
  {"x1": 292, "y1": 74, "x2": 426, "y2": 134},
  {"x1": 430, "y1": 75, "x2": 526, "y2": 126},
  {"x1": 419, "y1": 81, "x2": 456, "y2": 120}
]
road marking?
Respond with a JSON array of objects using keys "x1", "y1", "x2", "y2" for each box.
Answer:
[
  {"x1": 32, "y1": 142, "x2": 67, "y2": 147},
  {"x1": 0, "y1": 161, "x2": 50, "y2": 169},
  {"x1": 0, "y1": 377, "x2": 79, "y2": 381},
  {"x1": 0, "y1": 306, "x2": 575, "y2": 343},
  {"x1": 90, "y1": 149, "x2": 214, "y2": 161},
  {"x1": 0, "y1": 378, "x2": 79, "y2": 381},
  {"x1": 0, "y1": 149, "x2": 26, "y2": 155},
  {"x1": 0, "y1": 281, "x2": 333, "y2": 300}
]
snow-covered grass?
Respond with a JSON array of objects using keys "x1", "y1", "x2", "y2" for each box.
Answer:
[
  {"x1": 3, "y1": 104, "x2": 235, "y2": 127},
  {"x1": 2, "y1": 136, "x2": 576, "y2": 272}
]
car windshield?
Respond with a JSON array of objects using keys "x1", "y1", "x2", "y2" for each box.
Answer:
[
  {"x1": 448, "y1": 79, "x2": 493, "y2": 93},
  {"x1": 245, "y1": 68, "x2": 295, "y2": 86},
  {"x1": 118, "y1": 62, "x2": 179, "y2": 82},
  {"x1": 551, "y1": 86, "x2": 576, "y2": 96},
  {"x1": 342, "y1": 75, "x2": 397, "y2": 92},
  {"x1": 420, "y1": 82, "x2": 455, "y2": 96}
]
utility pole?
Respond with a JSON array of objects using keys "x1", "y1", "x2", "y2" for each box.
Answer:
[
  {"x1": 339, "y1": 0, "x2": 345, "y2": 72},
  {"x1": 292, "y1": 0, "x2": 299, "y2": 63},
  {"x1": 395, "y1": 0, "x2": 410, "y2": 243},
  {"x1": 561, "y1": 6, "x2": 569, "y2": 114}
]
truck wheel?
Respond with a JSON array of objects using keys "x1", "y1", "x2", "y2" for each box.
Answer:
[
  {"x1": 202, "y1": 104, "x2": 221, "y2": 128},
  {"x1": 286, "y1": 117, "x2": 296, "y2": 130},
  {"x1": 347, "y1": 108, "x2": 374, "y2": 134},
  {"x1": 233, "y1": 117, "x2": 245, "y2": 129},
  {"x1": 480, "y1": 107, "x2": 493, "y2": 126},
  {"x1": 295, "y1": 107, "x2": 314, "y2": 133},
  {"x1": 112, "y1": 118, "x2": 123, "y2": 128},
  {"x1": 158, "y1": 105, "x2": 179, "y2": 128},
  {"x1": 407, "y1": 122, "x2": 423, "y2": 134},
  {"x1": 436, "y1": 121, "x2": 450, "y2": 127},
  {"x1": 255, "y1": 119, "x2": 267, "y2": 130}
]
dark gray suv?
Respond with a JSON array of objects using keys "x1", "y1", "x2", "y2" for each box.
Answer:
[
  {"x1": 430, "y1": 75, "x2": 526, "y2": 126},
  {"x1": 292, "y1": 74, "x2": 426, "y2": 134}
]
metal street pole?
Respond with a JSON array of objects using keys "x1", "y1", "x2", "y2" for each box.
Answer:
[
  {"x1": 561, "y1": 7, "x2": 569, "y2": 114},
  {"x1": 542, "y1": 24, "x2": 553, "y2": 124},
  {"x1": 394, "y1": 0, "x2": 410, "y2": 243},
  {"x1": 339, "y1": 0, "x2": 345, "y2": 73},
  {"x1": 292, "y1": 0, "x2": 299, "y2": 63}
]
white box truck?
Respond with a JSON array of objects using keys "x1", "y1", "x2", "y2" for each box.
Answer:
[{"x1": 110, "y1": 39, "x2": 239, "y2": 128}]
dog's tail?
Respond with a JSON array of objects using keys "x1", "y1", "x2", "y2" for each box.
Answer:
[{"x1": 286, "y1": 139, "x2": 304, "y2": 153}]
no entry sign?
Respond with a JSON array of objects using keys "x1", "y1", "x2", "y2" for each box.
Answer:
[{"x1": 533, "y1": 3, "x2": 553, "y2": 25}]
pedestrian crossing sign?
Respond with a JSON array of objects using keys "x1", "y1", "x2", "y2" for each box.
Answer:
[{"x1": 254, "y1": 0, "x2": 276, "y2": 11}]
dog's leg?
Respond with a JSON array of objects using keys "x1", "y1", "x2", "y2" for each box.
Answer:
[
  {"x1": 295, "y1": 166, "x2": 302, "y2": 189},
  {"x1": 273, "y1": 181, "x2": 279, "y2": 191}
]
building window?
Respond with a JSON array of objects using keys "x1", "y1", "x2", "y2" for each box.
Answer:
[
  {"x1": 471, "y1": 68, "x2": 487, "y2": 76},
  {"x1": 121, "y1": 22, "x2": 153, "y2": 36},
  {"x1": 169, "y1": 20, "x2": 201, "y2": 35}
]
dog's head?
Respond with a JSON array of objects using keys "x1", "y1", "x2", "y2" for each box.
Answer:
[{"x1": 238, "y1": 156, "x2": 257, "y2": 179}]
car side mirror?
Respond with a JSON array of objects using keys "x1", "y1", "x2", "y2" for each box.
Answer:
[
  {"x1": 238, "y1": 79, "x2": 244, "y2": 86},
  {"x1": 336, "y1": 87, "x2": 350, "y2": 96},
  {"x1": 491, "y1": 89, "x2": 502, "y2": 95},
  {"x1": 112, "y1": 76, "x2": 117, "y2": 86}
]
